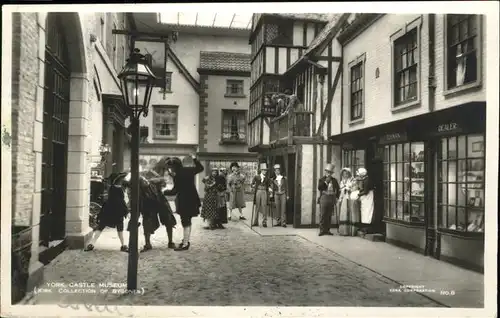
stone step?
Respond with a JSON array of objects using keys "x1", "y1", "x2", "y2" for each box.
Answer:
[{"x1": 357, "y1": 231, "x2": 386, "y2": 242}]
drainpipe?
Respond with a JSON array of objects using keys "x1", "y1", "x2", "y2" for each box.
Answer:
[
  {"x1": 428, "y1": 14, "x2": 436, "y2": 112},
  {"x1": 339, "y1": 42, "x2": 344, "y2": 168}
]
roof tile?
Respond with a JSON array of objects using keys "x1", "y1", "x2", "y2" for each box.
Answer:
[{"x1": 199, "y1": 51, "x2": 251, "y2": 72}]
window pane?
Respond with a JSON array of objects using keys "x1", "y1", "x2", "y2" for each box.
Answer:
[
  {"x1": 384, "y1": 146, "x2": 389, "y2": 162},
  {"x1": 457, "y1": 182, "x2": 467, "y2": 207},
  {"x1": 457, "y1": 207, "x2": 467, "y2": 231},
  {"x1": 412, "y1": 203, "x2": 424, "y2": 222},
  {"x1": 448, "y1": 161, "x2": 457, "y2": 182},
  {"x1": 457, "y1": 135, "x2": 467, "y2": 159},
  {"x1": 403, "y1": 143, "x2": 410, "y2": 161},
  {"x1": 356, "y1": 150, "x2": 365, "y2": 166},
  {"x1": 412, "y1": 142, "x2": 425, "y2": 162},
  {"x1": 391, "y1": 200, "x2": 397, "y2": 219},
  {"x1": 390, "y1": 163, "x2": 396, "y2": 182},
  {"x1": 448, "y1": 137, "x2": 457, "y2": 159},
  {"x1": 440, "y1": 161, "x2": 447, "y2": 182},
  {"x1": 390, "y1": 182, "x2": 397, "y2": 200},
  {"x1": 448, "y1": 182, "x2": 457, "y2": 205},
  {"x1": 447, "y1": 206, "x2": 457, "y2": 229},
  {"x1": 397, "y1": 144, "x2": 403, "y2": 161},
  {"x1": 440, "y1": 184, "x2": 448, "y2": 205},
  {"x1": 383, "y1": 164, "x2": 389, "y2": 181},
  {"x1": 384, "y1": 199, "x2": 390, "y2": 216},
  {"x1": 412, "y1": 179, "x2": 425, "y2": 200},
  {"x1": 440, "y1": 138, "x2": 447, "y2": 160},
  {"x1": 457, "y1": 159, "x2": 467, "y2": 180},
  {"x1": 397, "y1": 201, "x2": 404, "y2": 220},
  {"x1": 468, "y1": 134, "x2": 484, "y2": 157},
  {"x1": 440, "y1": 205, "x2": 448, "y2": 228},
  {"x1": 397, "y1": 163, "x2": 403, "y2": 181},
  {"x1": 390, "y1": 145, "x2": 396, "y2": 161}
]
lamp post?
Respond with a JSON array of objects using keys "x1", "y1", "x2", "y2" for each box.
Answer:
[{"x1": 117, "y1": 48, "x2": 157, "y2": 291}]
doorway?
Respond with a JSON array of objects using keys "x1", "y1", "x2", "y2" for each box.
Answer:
[
  {"x1": 366, "y1": 140, "x2": 385, "y2": 234},
  {"x1": 287, "y1": 153, "x2": 296, "y2": 225},
  {"x1": 40, "y1": 15, "x2": 70, "y2": 246}
]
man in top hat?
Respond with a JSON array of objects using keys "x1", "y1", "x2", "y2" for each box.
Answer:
[
  {"x1": 251, "y1": 162, "x2": 272, "y2": 227},
  {"x1": 271, "y1": 163, "x2": 289, "y2": 227},
  {"x1": 317, "y1": 163, "x2": 340, "y2": 236}
]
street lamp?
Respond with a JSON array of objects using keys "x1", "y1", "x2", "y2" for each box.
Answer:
[{"x1": 117, "y1": 48, "x2": 157, "y2": 291}]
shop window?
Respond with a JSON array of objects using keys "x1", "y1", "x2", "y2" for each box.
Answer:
[
  {"x1": 383, "y1": 142, "x2": 425, "y2": 223},
  {"x1": 438, "y1": 134, "x2": 484, "y2": 233},
  {"x1": 153, "y1": 105, "x2": 178, "y2": 140},
  {"x1": 342, "y1": 149, "x2": 365, "y2": 175},
  {"x1": 221, "y1": 110, "x2": 247, "y2": 143},
  {"x1": 445, "y1": 14, "x2": 481, "y2": 91},
  {"x1": 225, "y1": 80, "x2": 244, "y2": 97}
]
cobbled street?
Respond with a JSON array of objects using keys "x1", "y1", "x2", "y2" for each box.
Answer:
[{"x1": 27, "y1": 207, "x2": 441, "y2": 307}]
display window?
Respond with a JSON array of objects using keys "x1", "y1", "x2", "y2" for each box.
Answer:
[
  {"x1": 438, "y1": 134, "x2": 484, "y2": 233},
  {"x1": 383, "y1": 142, "x2": 426, "y2": 223}
]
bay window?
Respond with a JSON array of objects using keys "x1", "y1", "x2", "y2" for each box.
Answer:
[
  {"x1": 383, "y1": 142, "x2": 425, "y2": 223},
  {"x1": 438, "y1": 134, "x2": 484, "y2": 233}
]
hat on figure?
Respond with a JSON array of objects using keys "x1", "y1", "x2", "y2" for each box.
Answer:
[
  {"x1": 273, "y1": 164, "x2": 281, "y2": 170},
  {"x1": 112, "y1": 172, "x2": 129, "y2": 185},
  {"x1": 325, "y1": 163, "x2": 335, "y2": 173},
  {"x1": 260, "y1": 162, "x2": 268, "y2": 171}
]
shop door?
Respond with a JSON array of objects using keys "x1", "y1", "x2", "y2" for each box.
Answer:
[
  {"x1": 287, "y1": 153, "x2": 296, "y2": 225},
  {"x1": 425, "y1": 141, "x2": 438, "y2": 258},
  {"x1": 39, "y1": 15, "x2": 70, "y2": 246},
  {"x1": 367, "y1": 141, "x2": 385, "y2": 234}
]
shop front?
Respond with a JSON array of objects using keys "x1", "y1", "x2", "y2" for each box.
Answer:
[{"x1": 330, "y1": 102, "x2": 485, "y2": 272}]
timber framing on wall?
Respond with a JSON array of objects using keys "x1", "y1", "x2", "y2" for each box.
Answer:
[{"x1": 317, "y1": 62, "x2": 342, "y2": 136}]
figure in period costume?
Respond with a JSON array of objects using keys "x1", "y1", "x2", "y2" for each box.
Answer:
[
  {"x1": 201, "y1": 169, "x2": 219, "y2": 230},
  {"x1": 251, "y1": 163, "x2": 272, "y2": 227},
  {"x1": 355, "y1": 168, "x2": 375, "y2": 233},
  {"x1": 337, "y1": 168, "x2": 359, "y2": 236},
  {"x1": 136, "y1": 170, "x2": 178, "y2": 252},
  {"x1": 227, "y1": 162, "x2": 247, "y2": 220},
  {"x1": 271, "y1": 164, "x2": 288, "y2": 227},
  {"x1": 215, "y1": 167, "x2": 229, "y2": 228},
  {"x1": 84, "y1": 172, "x2": 129, "y2": 252},
  {"x1": 317, "y1": 164, "x2": 340, "y2": 236},
  {"x1": 163, "y1": 154, "x2": 204, "y2": 251}
]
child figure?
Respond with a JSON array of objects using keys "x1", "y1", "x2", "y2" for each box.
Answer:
[{"x1": 84, "y1": 172, "x2": 130, "y2": 252}]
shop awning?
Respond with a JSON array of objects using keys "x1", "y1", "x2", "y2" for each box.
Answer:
[{"x1": 93, "y1": 46, "x2": 122, "y2": 96}]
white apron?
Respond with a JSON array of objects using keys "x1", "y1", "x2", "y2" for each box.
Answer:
[{"x1": 360, "y1": 190, "x2": 374, "y2": 224}]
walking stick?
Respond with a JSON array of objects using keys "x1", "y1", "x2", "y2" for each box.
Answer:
[{"x1": 250, "y1": 189, "x2": 256, "y2": 229}]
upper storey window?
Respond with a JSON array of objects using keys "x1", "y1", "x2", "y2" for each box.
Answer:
[{"x1": 265, "y1": 19, "x2": 293, "y2": 45}]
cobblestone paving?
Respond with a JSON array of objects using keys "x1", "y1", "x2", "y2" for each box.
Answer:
[{"x1": 28, "y1": 216, "x2": 441, "y2": 307}]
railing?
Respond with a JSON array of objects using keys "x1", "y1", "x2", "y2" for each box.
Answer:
[{"x1": 270, "y1": 109, "x2": 313, "y2": 144}]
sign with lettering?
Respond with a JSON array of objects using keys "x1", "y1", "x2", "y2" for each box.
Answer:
[
  {"x1": 432, "y1": 121, "x2": 464, "y2": 137},
  {"x1": 379, "y1": 131, "x2": 408, "y2": 144}
]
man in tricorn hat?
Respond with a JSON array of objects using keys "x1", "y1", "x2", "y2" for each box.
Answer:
[
  {"x1": 251, "y1": 162, "x2": 272, "y2": 227},
  {"x1": 317, "y1": 163, "x2": 340, "y2": 236},
  {"x1": 271, "y1": 163, "x2": 289, "y2": 227}
]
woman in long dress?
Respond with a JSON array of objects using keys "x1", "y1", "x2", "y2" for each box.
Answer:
[
  {"x1": 227, "y1": 162, "x2": 247, "y2": 220},
  {"x1": 214, "y1": 167, "x2": 228, "y2": 228},
  {"x1": 355, "y1": 167, "x2": 375, "y2": 233},
  {"x1": 338, "y1": 168, "x2": 357, "y2": 236},
  {"x1": 201, "y1": 169, "x2": 219, "y2": 230}
]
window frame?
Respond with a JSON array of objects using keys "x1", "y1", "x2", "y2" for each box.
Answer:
[
  {"x1": 382, "y1": 142, "x2": 426, "y2": 225},
  {"x1": 390, "y1": 16, "x2": 423, "y2": 112},
  {"x1": 437, "y1": 134, "x2": 485, "y2": 237},
  {"x1": 152, "y1": 105, "x2": 179, "y2": 140},
  {"x1": 443, "y1": 14, "x2": 483, "y2": 97},
  {"x1": 347, "y1": 53, "x2": 366, "y2": 125},
  {"x1": 220, "y1": 109, "x2": 248, "y2": 145},
  {"x1": 342, "y1": 149, "x2": 365, "y2": 176},
  {"x1": 225, "y1": 79, "x2": 245, "y2": 98}
]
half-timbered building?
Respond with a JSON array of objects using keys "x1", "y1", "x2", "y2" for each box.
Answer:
[{"x1": 247, "y1": 13, "x2": 353, "y2": 227}]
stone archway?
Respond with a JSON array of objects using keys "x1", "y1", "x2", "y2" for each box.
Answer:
[{"x1": 34, "y1": 12, "x2": 90, "y2": 258}]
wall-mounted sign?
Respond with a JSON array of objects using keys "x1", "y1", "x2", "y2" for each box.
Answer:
[
  {"x1": 433, "y1": 121, "x2": 464, "y2": 137},
  {"x1": 379, "y1": 131, "x2": 408, "y2": 144}
]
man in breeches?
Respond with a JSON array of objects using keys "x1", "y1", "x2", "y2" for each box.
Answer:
[
  {"x1": 271, "y1": 164, "x2": 288, "y2": 227},
  {"x1": 252, "y1": 163, "x2": 271, "y2": 227},
  {"x1": 317, "y1": 163, "x2": 340, "y2": 236}
]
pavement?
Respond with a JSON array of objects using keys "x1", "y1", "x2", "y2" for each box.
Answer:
[{"x1": 21, "y1": 202, "x2": 483, "y2": 308}]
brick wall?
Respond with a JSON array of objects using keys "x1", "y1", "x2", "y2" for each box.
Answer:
[
  {"x1": 11, "y1": 13, "x2": 39, "y2": 226},
  {"x1": 199, "y1": 75, "x2": 209, "y2": 152}
]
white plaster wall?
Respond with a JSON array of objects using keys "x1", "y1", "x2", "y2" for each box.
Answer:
[{"x1": 301, "y1": 144, "x2": 314, "y2": 225}]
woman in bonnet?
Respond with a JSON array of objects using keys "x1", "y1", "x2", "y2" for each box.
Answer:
[{"x1": 337, "y1": 168, "x2": 359, "y2": 236}]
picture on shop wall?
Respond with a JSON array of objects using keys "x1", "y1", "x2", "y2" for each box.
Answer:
[{"x1": 471, "y1": 141, "x2": 483, "y2": 153}]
